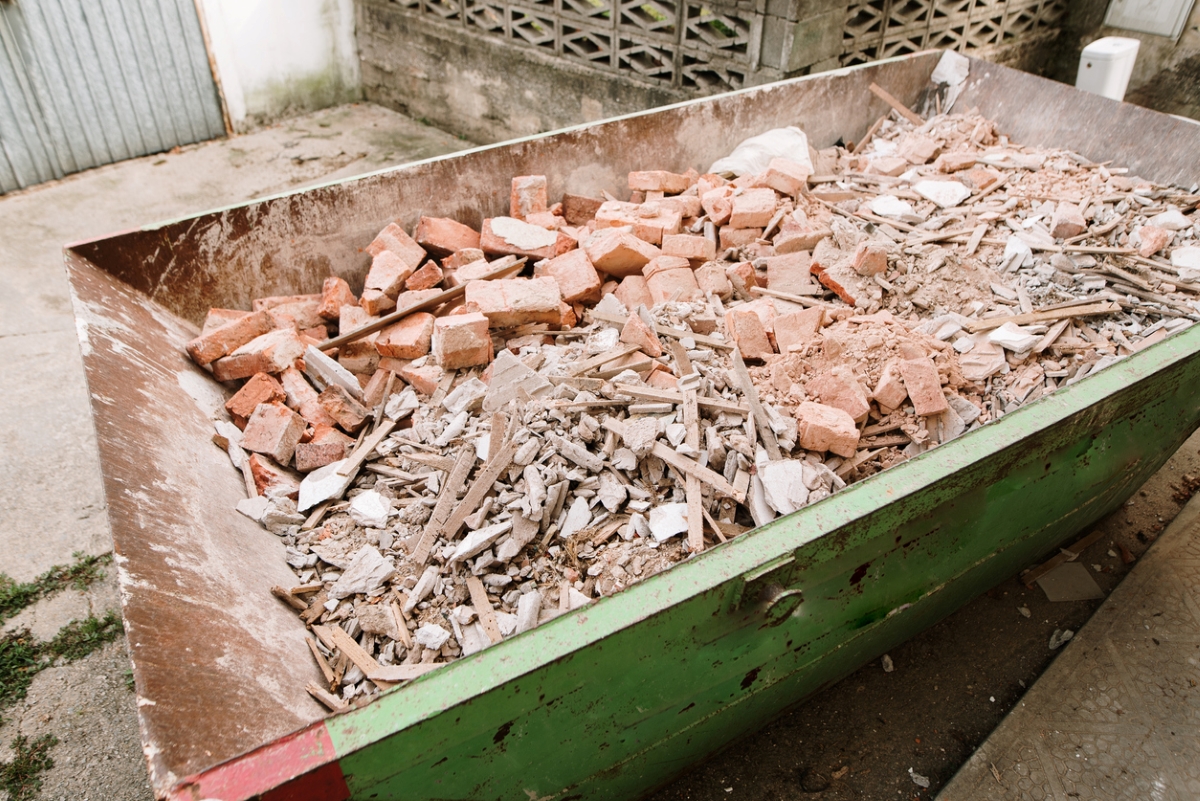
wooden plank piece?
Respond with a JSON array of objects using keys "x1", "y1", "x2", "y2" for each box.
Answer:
[
  {"x1": 414, "y1": 445, "x2": 476, "y2": 565},
  {"x1": 963, "y1": 302, "x2": 1119, "y2": 333},
  {"x1": 466, "y1": 576, "x2": 504, "y2": 644},
  {"x1": 601, "y1": 418, "x2": 745, "y2": 502},
  {"x1": 680, "y1": 373, "x2": 704, "y2": 554},
  {"x1": 441, "y1": 440, "x2": 520, "y2": 540},
  {"x1": 1021, "y1": 529, "x2": 1105, "y2": 588},
  {"x1": 337, "y1": 419, "x2": 397, "y2": 477},
  {"x1": 567, "y1": 342, "x2": 640, "y2": 376},
  {"x1": 868, "y1": 82, "x2": 924, "y2": 125},
  {"x1": 305, "y1": 637, "x2": 336, "y2": 685},
  {"x1": 306, "y1": 683, "x2": 348, "y2": 712},
  {"x1": 586, "y1": 309, "x2": 732, "y2": 349},
  {"x1": 606, "y1": 384, "x2": 749, "y2": 415},
  {"x1": 730, "y1": 348, "x2": 781, "y2": 461}
]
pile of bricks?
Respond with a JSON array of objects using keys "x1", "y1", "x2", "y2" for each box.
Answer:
[{"x1": 189, "y1": 103, "x2": 1199, "y2": 711}]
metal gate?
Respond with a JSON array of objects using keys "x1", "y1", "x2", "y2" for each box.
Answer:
[{"x1": 0, "y1": 0, "x2": 226, "y2": 193}]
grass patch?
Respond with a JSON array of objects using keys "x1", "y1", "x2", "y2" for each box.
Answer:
[
  {"x1": 0, "y1": 734, "x2": 57, "y2": 801},
  {"x1": 0, "y1": 552, "x2": 112, "y2": 624},
  {"x1": 0, "y1": 612, "x2": 124, "y2": 723}
]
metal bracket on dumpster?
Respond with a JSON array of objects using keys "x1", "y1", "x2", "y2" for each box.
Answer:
[{"x1": 729, "y1": 552, "x2": 805, "y2": 626}]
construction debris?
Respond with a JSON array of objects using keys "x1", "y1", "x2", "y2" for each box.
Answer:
[{"x1": 186, "y1": 84, "x2": 1200, "y2": 709}]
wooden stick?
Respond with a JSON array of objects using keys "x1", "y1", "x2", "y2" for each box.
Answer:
[
  {"x1": 305, "y1": 637, "x2": 336, "y2": 685},
  {"x1": 466, "y1": 576, "x2": 504, "y2": 644},
  {"x1": 318, "y1": 258, "x2": 525, "y2": 349},
  {"x1": 389, "y1": 601, "x2": 413, "y2": 649},
  {"x1": 964, "y1": 223, "x2": 988, "y2": 257},
  {"x1": 667, "y1": 338, "x2": 693, "y2": 378},
  {"x1": 962, "y1": 301, "x2": 1119, "y2": 333},
  {"x1": 594, "y1": 357, "x2": 655, "y2": 379},
  {"x1": 441, "y1": 440, "x2": 519, "y2": 541},
  {"x1": 850, "y1": 114, "x2": 887, "y2": 154},
  {"x1": 306, "y1": 683, "x2": 348, "y2": 713},
  {"x1": 567, "y1": 342, "x2": 640, "y2": 376},
  {"x1": 601, "y1": 418, "x2": 745, "y2": 502},
  {"x1": 336, "y1": 419, "x2": 397, "y2": 477},
  {"x1": 488, "y1": 412, "x2": 507, "y2": 465},
  {"x1": 604, "y1": 384, "x2": 750, "y2": 415},
  {"x1": 701, "y1": 505, "x2": 729, "y2": 543},
  {"x1": 749, "y1": 286, "x2": 835, "y2": 309},
  {"x1": 680, "y1": 374, "x2": 704, "y2": 554},
  {"x1": 1032, "y1": 318, "x2": 1071, "y2": 354},
  {"x1": 271, "y1": 585, "x2": 308, "y2": 611},
  {"x1": 327, "y1": 623, "x2": 382, "y2": 679},
  {"x1": 365, "y1": 663, "x2": 443, "y2": 683},
  {"x1": 868, "y1": 82, "x2": 924, "y2": 126},
  {"x1": 414, "y1": 445, "x2": 476, "y2": 564},
  {"x1": 730, "y1": 348, "x2": 782, "y2": 461}
]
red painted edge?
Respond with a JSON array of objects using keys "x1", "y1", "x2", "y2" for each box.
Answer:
[{"x1": 167, "y1": 722, "x2": 348, "y2": 801}]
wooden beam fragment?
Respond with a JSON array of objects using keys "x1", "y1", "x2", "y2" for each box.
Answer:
[
  {"x1": 729, "y1": 348, "x2": 781, "y2": 461},
  {"x1": 602, "y1": 418, "x2": 745, "y2": 502},
  {"x1": 441, "y1": 440, "x2": 519, "y2": 541},
  {"x1": 413, "y1": 445, "x2": 476, "y2": 565},
  {"x1": 962, "y1": 302, "x2": 1120, "y2": 333},
  {"x1": 466, "y1": 576, "x2": 504, "y2": 644},
  {"x1": 868, "y1": 82, "x2": 924, "y2": 126},
  {"x1": 567, "y1": 343, "x2": 640, "y2": 376}
]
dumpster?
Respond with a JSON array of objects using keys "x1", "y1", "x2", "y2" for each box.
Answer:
[{"x1": 65, "y1": 51, "x2": 1200, "y2": 800}]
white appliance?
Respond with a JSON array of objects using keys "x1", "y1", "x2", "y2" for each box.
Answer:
[{"x1": 1075, "y1": 37, "x2": 1141, "y2": 101}]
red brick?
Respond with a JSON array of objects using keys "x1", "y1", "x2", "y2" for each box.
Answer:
[
  {"x1": 852, "y1": 243, "x2": 889, "y2": 276},
  {"x1": 614, "y1": 275, "x2": 654, "y2": 310},
  {"x1": 225, "y1": 372, "x2": 286, "y2": 426},
  {"x1": 318, "y1": 384, "x2": 370, "y2": 433},
  {"x1": 202, "y1": 308, "x2": 249, "y2": 335},
  {"x1": 319, "y1": 277, "x2": 356, "y2": 320},
  {"x1": 700, "y1": 186, "x2": 733, "y2": 225},
  {"x1": 414, "y1": 216, "x2": 481, "y2": 256},
  {"x1": 187, "y1": 309, "x2": 276, "y2": 366},
  {"x1": 763, "y1": 252, "x2": 813, "y2": 295},
  {"x1": 561, "y1": 194, "x2": 603, "y2": 226},
  {"x1": 406, "y1": 261, "x2": 444, "y2": 291},
  {"x1": 935, "y1": 152, "x2": 977, "y2": 173},
  {"x1": 242, "y1": 402, "x2": 306, "y2": 465},
  {"x1": 211, "y1": 328, "x2": 305, "y2": 382},
  {"x1": 584, "y1": 230, "x2": 661, "y2": 277},
  {"x1": 559, "y1": 301, "x2": 578, "y2": 329},
  {"x1": 628, "y1": 170, "x2": 691, "y2": 194},
  {"x1": 774, "y1": 216, "x2": 831, "y2": 254},
  {"x1": 866, "y1": 156, "x2": 907, "y2": 177},
  {"x1": 537, "y1": 249, "x2": 602, "y2": 304},
  {"x1": 695, "y1": 261, "x2": 733, "y2": 300},
  {"x1": 253, "y1": 294, "x2": 321, "y2": 313},
  {"x1": 480, "y1": 217, "x2": 572, "y2": 260},
  {"x1": 730, "y1": 188, "x2": 777, "y2": 228},
  {"x1": 367, "y1": 222, "x2": 426, "y2": 272},
  {"x1": 719, "y1": 227, "x2": 763, "y2": 251},
  {"x1": 795, "y1": 401, "x2": 859, "y2": 457},
  {"x1": 898, "y1": 351, "x2": 948, "y2": 416},
  {"x1": 278, "y1": 367, "x2": 338, "y2": 428},
  {"x1": 365, "y1": 250, "x2": 413, "y2": 298},
  {"x1": 466, "y1": 277, "x2": 562, "y2": 327},
  {"x1": 725, "y1": 261, "x2": 758, "y2": 297},
  {"x1": 727, "y1": 308, "x2": 774, "y2": 361},
  {"x1": 511, "y1": 176, "x2": 548, "y2": 219},
  {"x1": 662, "y1": 233, "x2": 716, "y2": 263},
  {"x1": 595, "y1": 200, "x2": 638, "y2": 228},
  {"x1": 359, "y1": 289, "x2": 393, "y2": 316},
  {"x1": 658, "y1": 195, "x2": 702, "y2": 220},
  {"x1": 773, "y1": 307, "x2": 823, "y2": 354},
  {"x1": 806, "y1": 371, "x2": 870, "y2": 422},
  {"x1": 432, "y1": 312, "x2": 493, "y2": 369},
  {"x1": 1138, "y1": 225, "x2": 1171, "y2": 257},
  {"x1": 960, "y1": 167, "x2": 1002, "y2": 193},
  {"x1": 619, "y1": 311, "x2": 663, "y2": 357},
  {"x1": 630, "y1": 203, "x2": 683, "y2": 245},
  {"x1": 247, "y1": 453, "x2": 300, "y2": 499},
  {"x1": 295, "y1": 440, "x2": 349, "y2": 473},
  {"x1": 399, "y1": 363, "x2": 445, "y2": 395},
  {"x1": 394, "y1": 288, "x2": 444, "y2": 315},
  {"x1": 442, "y1": 248, "x2": 486, "y2": 271},
  {"x1": 376, "y1": 312, "x2": 434, "y2": 359},
  {"x1": 361, "y1": 368, "x2": 396, "y2": 409},
  {"x1": 898, "y1": 134, "x2": 940, "y2": 165},
  {"x1": 810, "y1": 262, "x2": 858, "y2": 306},
  {"x1": 526, "y1": 211, "x2": 563, "y2": 230},
  {"x1": 1050, "y1": 202, "x2": 1087, "y2": 240},
  {"x1": 645, "y1": 369, "x2": 679, "y2": 390},
  {"x1": 644, "y1": 256, "x2": 701, "y2": 304},
  {"x1": 762, "y1": 157, "x2": 811, "y2": 196},
  {"x1": 872, "y1": 358, "x2": 908, "y2": 411}
]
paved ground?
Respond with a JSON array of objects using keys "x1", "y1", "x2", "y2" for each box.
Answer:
[
  {"x1": 940, "y1": 484, "x2": 1200, "y2": 800},
  {"x1": 2, "y1": 99, "x2": 1199, "y2": 801}
]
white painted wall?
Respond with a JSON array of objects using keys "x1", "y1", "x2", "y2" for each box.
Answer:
[{"x1": 198, "y1": 0, "x2": 361, "y2": 132}]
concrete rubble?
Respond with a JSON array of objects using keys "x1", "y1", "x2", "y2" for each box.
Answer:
[{"x1": 188, "y1": 102, "x2": 1200, "y2": 711}]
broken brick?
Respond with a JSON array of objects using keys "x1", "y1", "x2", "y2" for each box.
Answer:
[
  {"x1": 695, "y1": 261, "x2": 733, "y2": 300},
  {"x1": 763, "y1": 252, "x2": 813, "y2": 296},
  {"x1": 662, "y1": 233, "x2": 716, "y2": 263},
  {"x1": 561, "y1": 194, "x2": 603, "y2": 226},
  {"x1": 201, "y1": 308, "x2": 249, "y2": 336},
  {"x1": 727, "y1": 308, "x2": 773, "y2": 361},
  {"x1": 725, "y1": 261, "x2": 758, "y2": 298},
  {"x1": 364, "y1": 250, "x2": 413, "y2": 298},
  {"x1": 729, "y1": 188, "x2": 777, "y2": 229},
  {"x1": 406, "y1": 261, "x2": 444, "y2": 291},
  {"x1": 619, "y1": 311, "x2": 663, "y2": 357},
  {"x1": 225, "y1": 372, "x2": 287, "y2": 426},
  {"x1": 414, "y1": 216, "x2": 481, "y2": 256},
  {"x1": 247, "y1": 453, "x2": 299, "y2": 500},
  {"x1": 897, "y1": 347, "x2": 948, "y2": 416},
  {"x1": 899, "y1": 135, "x2": 940, "y2": 165},
  {"x1": 375, "y1": 312, "x2": 434, "y2": 359},
  {"x1": 1050, "y1": 202, "x2": 1087, "y2": 240},
  {"x1": 719, "y1": 227, "x2": 763, "y2": 251},
  {"x1": 367, "y1": 222, "x2": 426, "y2": 272},
  {"x1": 761, "y1": 157, "x2": 811, "y2": 196},
  {"x1": 644, "y1": 256, "x2": 702, "y2": 304},
  {"x1": 318, "y1": 277, "x2": 356, "y2": 320},
  {"x1": 511, "y1": 176, "x2": 548, "y2": 220},
  {"x1": 775, "y1": 216, "x2": 831, "y2": 254},
  {"x1": 628, "y1": 170, "x2": 691, "y2": 194},
  {"x1": 773, "y1": 307, "x2": 823, "y2": 353},
  {"x1": 935, "y1": 152, "x2": 977, "y2": 173},
  {"x1": 584, "y1": 230, "x2": 661, "y2": 278},
  {"x1": 701, "y1": 186, "x2": 734, "y2": 225},
  {"x1": 614, "y1": 274, "x2": 654, "y2": 310},
  {"x1": 432, "y1": 312, "x2": 493, "y2": 369},
  {"x1": 399, "y1": 362, "x2": 444, "y2": 395},
  {"x1": 1138, "y1": 225, "x2": 1171, "y2": 257},
  {"x1": 852, "y1": 242, "x2": 889, "y2": 276},
  {"x1": 295, "y1": 440, "x2": 349, "y2": 473},
  {"x1": 319, "y1": 384, "x2": 370, "y2": 432},
  {"x1": 242, "y1": 402, "x2": 306, "y2": 465},
  {"x1": 442, "y1": 248, "x2": 486, "y2": 271},
  {"x1": 187, "y1": 309, "x2": 275, "y2": 366},
  {"x1": 806, "y1": 371, "x2": 870, "y2": 423},
  {"x1": 480, "y1": 217, "x2": 571, "y2": 260},
  {"x1": 871, "y1": 358, "x2": 908, "y2": 411},
  {"x1": 212, "y1": 328, "x2": 305, "y2": 382},
  {"x1": 795, "y1": 401, "x2": 858, "y2": 458},
  {"x1": 466, "y1": 277, "x2": 563, "y2": 327},
  {"x1": 537, "y1": 249, "x2": 602, "y2": 304}
]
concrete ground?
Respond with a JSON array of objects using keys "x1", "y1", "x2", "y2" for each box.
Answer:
[
  {"x1": 2, "y1": 98, "x2": 1199, "y2": 801},
  {"x1": 0, "y1": 102, "x2": 468, "y2": 800}
]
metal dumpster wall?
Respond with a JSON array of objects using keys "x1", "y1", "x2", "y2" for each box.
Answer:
[{"x1": 63, "y1": 51, "x2": 1200, "y2": 800}]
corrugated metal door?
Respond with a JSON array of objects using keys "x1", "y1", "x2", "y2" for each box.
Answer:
[{"x1": 0, "y1": 0, "x2": 226, "y2": 193}]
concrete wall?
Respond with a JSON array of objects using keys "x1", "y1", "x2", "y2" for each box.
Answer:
[
  {"x1": 199, "y1": 0, "x2": 363, "y2": 132},
  {"x1": 1047, "y1": 1, "x2": 1200, "y2": 119}
]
